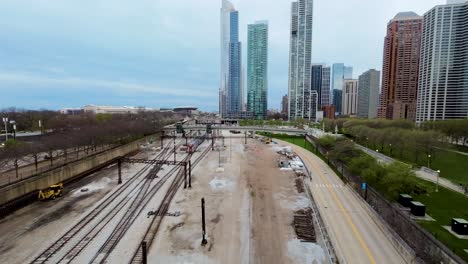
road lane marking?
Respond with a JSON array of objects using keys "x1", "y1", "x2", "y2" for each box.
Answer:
[{"x1": 298, "y1": 148, "x2": 378, "y2": 264}]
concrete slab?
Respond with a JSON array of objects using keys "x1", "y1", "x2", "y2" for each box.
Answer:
[
  {"x1": 442, "y1": 226, "x2": 468, "y2": 239},
  {"x1": 411, "y1": 214, "x2": 435, "y2": 222}
]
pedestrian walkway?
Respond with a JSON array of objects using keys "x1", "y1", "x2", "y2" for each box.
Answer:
[{"x1": 355, "y1": 144, "x2": 467, "y2": 196}]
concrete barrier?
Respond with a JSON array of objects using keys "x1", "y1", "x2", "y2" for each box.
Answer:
[{"x1": 0, "y1": 135, "x2": 155, "y2": 206}]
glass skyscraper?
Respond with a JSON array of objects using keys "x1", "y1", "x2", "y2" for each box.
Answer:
[
  {"x1": 416, "y1": 0, "x2": 468, "y2": 122},
  {"x1": 311, "y1": 64, "x2": 322, "y2": 109},
  {"x1": 219, "y1": 0, "x2": 242, "y2": 117},
  {"x1": 331, "y1": 63, "x2": 353, "y2": 114},
  {"x1": 227, "y1": 10, "x2": 242, "y2": 114},
  {"x1": 288, "y1": 0, "x2": 314, "y2": 121},
  {"x1": 247, "y1": 21, "x2": 269, "y2": 120}
]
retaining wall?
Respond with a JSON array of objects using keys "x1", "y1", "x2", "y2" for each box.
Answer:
[{"x1": 0, "y1": 135, "x2": 155, "y2": 206}]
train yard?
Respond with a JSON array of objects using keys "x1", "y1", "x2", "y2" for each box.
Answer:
[{"x1": 1, "y1": 130, "x2": 332, "y2": 263}]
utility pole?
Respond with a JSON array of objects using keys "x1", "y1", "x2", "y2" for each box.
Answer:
[
  {"x1": 174, "y1": 136, "x2": 176, "y2": 162},
  {"x1": 118, "y1": 158, "x2": 122, "y2": 184},
  {"x1": 38, "y1": 120, "x2": 43, "y2": 135},
  {"x1": 201, "y1": 198, "x2": 207, "y2": 245},
  {"x1": 2, "y1": 117, "x2": 8, "y2": 141},
  {"x1": 189, "y1": 160, "x2": 192, "y2": 188},
  {"x1": 184, "y1": 162, "x2": 187, "y2": 189},
  {"x1": 141, "y1": 241, "x2": 148, "y2": 264}
]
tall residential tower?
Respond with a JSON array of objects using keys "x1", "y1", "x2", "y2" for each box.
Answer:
[
  {"x1": 378, "y1": 12, "x2": 422, "y2": 121},
  {"x1": 358, "y1": 69, "x2": 380, "y2": 119},
  {"x1": 219, "y1": 0, "x2": 242, "y2": 117},
  {"x1": 416, "y1": 0, "x2": 468, "y2": 122},
  {"x1": 247, "y1": 21, "x2": 269, "y2": 120},
  {"x1": 288, "y1": 0, "x2": 314, "y2": 121}
]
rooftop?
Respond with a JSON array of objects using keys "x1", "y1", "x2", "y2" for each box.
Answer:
[{"x1": 391, "y1": 11, "x2": 421, "y2": 22}]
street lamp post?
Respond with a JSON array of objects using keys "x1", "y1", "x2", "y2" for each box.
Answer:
[
  {"x1": 427, "y1": 154, "x2": 432, "y2": 169},
  {"x1": 389, "y1": 143, "x2": 392, "y2": 155},
  {"x1": 2, "y1": 117, "x2": 8, "y2": 141},
  {"x1": 436, "y1": 170, "x2": 440, "y2": 192}
]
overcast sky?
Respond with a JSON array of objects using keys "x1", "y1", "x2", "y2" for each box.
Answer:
[{"x1": 0, "y1": 0, "x2": 446, "y2": 111}]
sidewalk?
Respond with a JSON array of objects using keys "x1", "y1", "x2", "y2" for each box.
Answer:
[{"x1": 355, "y1": 144, "x2": 467, "y2": 196}]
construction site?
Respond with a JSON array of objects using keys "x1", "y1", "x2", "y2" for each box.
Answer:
[{"x1": 0, "y1": 129, "x2": 336, "y2": 264}]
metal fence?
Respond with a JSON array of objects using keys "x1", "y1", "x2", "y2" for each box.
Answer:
[{"x1": 305, "y1": 134, "x2": 465, "y2": 264}]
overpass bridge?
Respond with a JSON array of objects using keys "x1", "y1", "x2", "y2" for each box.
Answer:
[{"x1": 163, "y1": 125, "x2": 307, "y2": 135}]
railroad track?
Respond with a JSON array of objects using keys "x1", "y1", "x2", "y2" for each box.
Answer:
[
  {"x1": 129, "y1": 143, "x2": 211, "y2": 263},
  {"x1": 90, "y1": 135, "x2": 209, "y2": 264},
  {"x1": 29, "y1": 139, "x2": 183, "y2": 264}
]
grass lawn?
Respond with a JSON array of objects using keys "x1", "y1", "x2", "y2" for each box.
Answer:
[
  {"x1": 415, "y1": 187, "x2": 468, "y2": 262},
  {"x1": 431, "y1": 149, "x2": 468, "y2": 187},
  {"x1": 362, "y1": 142, "x2": 468, "y2": 187}
]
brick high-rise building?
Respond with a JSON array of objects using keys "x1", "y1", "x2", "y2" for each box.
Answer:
[{"x1": 378, "y1": 12, "x2": 422, "y2": 121}]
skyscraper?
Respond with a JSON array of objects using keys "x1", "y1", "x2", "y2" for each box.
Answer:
[
  {"x1": 321, "y1": 66, "x2": 331, "y2": 107},
  {"x1": 331, "y1": 63, "x2": 353, "y2": 114},
  {"x1": 247, "y1": 21, "x2": 269, "y2": 120},
  {"x1": 310, "y1": 64, "x2": 331, "y2": 109},
  {"x1": 227, "y1": 10, "x2": 242, "y2": 115},
  {"x1": 288, "y1": 0, "x2": 314, "y2": 121},
  {"x1": 311, "y1": 64, "x2": 323, "y2": 108},
  {"x1": 282, "y1": 94, "x2": 289, "y2": 115},
  {"x1": 416, "y1": 0, "x2": 468, "y2": 122},
  {"x1": 342, "y1": 79, "x2": 359, "y2": 116},
  {"x1": 219, "y1": 0, "x2": 235, "y2": 117},
  {"x1": 333, "y1": 89, "x2": 342, "y2": 114},
  {"x1": 358, "y1": 69, "x2": 380, "y2": 119},
  {"x1": 379, "y1": 12, "x2": 422, "y2": 121},
  {"x1": 219, "y1": 0, "x2": 242, "y2": 117}
]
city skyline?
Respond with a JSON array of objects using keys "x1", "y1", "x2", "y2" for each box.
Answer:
[{"x1": 0, "y1": 0, "x2": 449, "y2": 111}]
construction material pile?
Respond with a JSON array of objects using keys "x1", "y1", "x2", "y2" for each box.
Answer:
[
  {"x1": 293, "y1": 208, "x2": 316, "y2": 242},
  {"x1": 295, "y1": 177, "x2": 304, "y2": 193}
]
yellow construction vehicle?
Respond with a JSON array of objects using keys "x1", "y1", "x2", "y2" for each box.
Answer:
[
  {"x1": 38, "y1": 183, "x2": 64, "y2": 200},
  {"x1": 265, "y1": 138, "x2": 272, "y2": 144}
]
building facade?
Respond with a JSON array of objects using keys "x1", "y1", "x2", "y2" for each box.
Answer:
[
  {"x1": 416, "y1": 0, "x2": 468, "y2": 122},
  {"x1": 321, "y1": 66, "x2": 331, "y2": 107},
  {"x1": 288, "y1": 0, "x2": 314, "y2": 121},
  {"x1": 220, "y1": 0, "x2": 243, "y2": 117},
  {"x1": 227, "y1": 10, "x2": 242, "y2": 114},
  {"x1": 219, "y1": 0, "x2": 235, "y2": 117},
  {"x1": 342, "y1": 80, "x2": 359, "y2": 116},
  {"x1": 247, "y1": 21, "x2": 269, "y2": 120},
  {"x1": 321, "y1": 105, "x2": 335, "y2": 119},
  {"x1": 331, "y1": 63, "x2": 353, "y2": 114},
  {"x1": 311, "y1": 64, "x2": 322, "y2": 109},
  {"x1": 378, "y1": 12, "x2": 423, "y2": 121},
  {"x1": 358, "y1": 69, "x2": 381, "y2": 119},
  {"x1": 333, "y1": 89, "x2": 342, "y2": 115},
  {"x1": 281, "y1": 94, "x2": 289, "y2": 115}
]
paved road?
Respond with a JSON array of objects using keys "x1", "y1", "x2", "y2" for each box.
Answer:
[{"x1": 280, "y1": 140, "x2": 408, "y2": 264}]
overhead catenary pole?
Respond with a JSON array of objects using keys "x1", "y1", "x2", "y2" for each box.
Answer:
[
  {"x1": 184, "y1": 162, "x2": 187, "y2": 189},
  {"x1": 118, "y1": 158, "x2": 122, "y2": 184},
  {"x1": 201, "y1": 198, "x2": 207, "y2": 245},
  {"x1": 189, "y1": 160, "x2": 192, "y2": 188},
  {"x1": 2, "y1": 117, "x2": 8, "y2": 141},
  {"x1": 141, "y1": 241, "x2": 148, "y2": 264}
]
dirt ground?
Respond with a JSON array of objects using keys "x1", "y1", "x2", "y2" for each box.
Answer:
[
  {"x1": 0, "y1": 135, "x2": 328, "y2": 264},
  {"x1": 151, "y1": 131, "x2": 327, "y2": 263}
]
